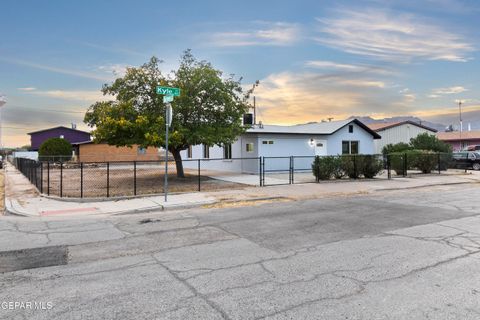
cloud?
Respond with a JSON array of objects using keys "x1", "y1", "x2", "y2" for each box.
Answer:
[
  {"x1": 209, "y1": 22, "x2": 301, "y2": 47},
  {"x1": 428, "y1": 86, "x2": 468, "y2": 98},
  {"x1": 97, "y1": 64, "x2": 129, "y2": 77},
  {"x1": 252, "y1": 70, "x2": 404, "y2": 124},
  {"x1": 0, "y1": 57, "x2": 112, "y2": 81},
  {"x1": 315, "y1": 8, "x2": 474, "y2": 62},
  {"x1": 21, "y1": 89, "x2": 108, "y2": 102},
  {"x1": 17, "y1": 87, "x2": 36, "y2": 91}
]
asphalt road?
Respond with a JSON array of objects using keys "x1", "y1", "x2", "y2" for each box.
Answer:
[{"x1": 2, "y1": 184, "x2": 480, "y2": 319}]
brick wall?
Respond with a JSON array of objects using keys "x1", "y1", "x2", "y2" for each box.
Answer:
[{"x1": 78, "y1": 144, "x2": 165, "y2": 162}]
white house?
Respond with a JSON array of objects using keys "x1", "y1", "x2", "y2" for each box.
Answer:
[
  {"x1": 368, "y1": 121, "x2": 437, "y2": 154},
  {"x1": 180, "y1": 118, "x2": 381, "y2": 173}
]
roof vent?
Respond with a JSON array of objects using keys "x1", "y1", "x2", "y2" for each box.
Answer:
[
  {"x1": 71, "y1": 123, "x2": 77, "y2": 129},
  {"x1": 258, "y1": 121, "x2": 264, "y2": 129}
]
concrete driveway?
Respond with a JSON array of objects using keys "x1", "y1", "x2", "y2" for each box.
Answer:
[{"x1": 2, "y1": 183, "x2": 480, "y2": 319}]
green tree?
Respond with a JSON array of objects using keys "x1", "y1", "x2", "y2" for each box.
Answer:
[
  {"x1": 410, "y1": 132, "x2": 452, "y2": 153},
  {"x1": 38, "y1": 138, "x2": 72, "y2": 161},
  {"x1": 381, "y1": 142, "x2": 411, "y2": 155},
  {"x1": 84, "y1": 50, "x2": 252, "y2": 177}
]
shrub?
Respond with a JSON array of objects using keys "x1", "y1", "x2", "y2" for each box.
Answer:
[
  {"x1": 410, "y1": 133, "x2": 452, "y2": 153},
  {"x1": 388, "y1": 150, "x2": 438, "y2": 175},
  {"x1": 340, "y1": 155, "x2": 358, "y2": 179},
  {"x1": 360, "y1": 155, "x2": 384, "y2": 178},
  {"x1": 389, "y1": 152, "x2": 407, "y2": 176},
  {"x1": 38, "y1": 138, "x2": 72, "y2": 162},
  {"x1": 382, "y1": 142, "x2": 411, "y2": 155},
  {"x1": 312, "y1": 156, "x2": 337, "y2": 180},
  {"x1": 407, "y1": 150, "x2": 437, "y2": 173}
]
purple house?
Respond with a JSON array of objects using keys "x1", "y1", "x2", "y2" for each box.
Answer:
[{"x1": 28, "y1": 126, "x2": 91, "y2": 151}]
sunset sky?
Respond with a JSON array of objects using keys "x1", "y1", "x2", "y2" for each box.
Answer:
[{"x1": 1, "y1": 0, "x2": 479, "y2": 147}]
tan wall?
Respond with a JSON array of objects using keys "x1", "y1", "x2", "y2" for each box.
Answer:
[{"x1": 78, "y1": 144, "x2": 164, "y2": 162}]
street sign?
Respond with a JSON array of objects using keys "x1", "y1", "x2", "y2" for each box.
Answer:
[
  {"x1": 163, "y1": 95, "x2": 174, "y2": 103},
  {"x1": 156, "y1": 86, "x2": 180, "y2": 96}
]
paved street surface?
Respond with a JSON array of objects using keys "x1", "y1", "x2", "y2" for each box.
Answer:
[{"x1": 2, "y1": 183, "x2": 480, "y2": 319}]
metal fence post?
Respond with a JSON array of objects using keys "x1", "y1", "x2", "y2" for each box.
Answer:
[
  {"x1": 437, "y1": 153, "x2": 441, "y2": 174},
  {"x1": 60, "y1": 162, "x2": 63, "y2": 198},
  {"x1": 289, "y1": 156, "x2": 292, "y2": 184},
  {"x1": 47, "y1": 161, "x2": 50, "y2": 196},
  {"x1": 387, "y1": 154, "x2": 391, "y2": 180},
  {"x1": 259, "y1": 157, "x2": 262, "y2": 186},
  {"x1": 40, "y1": 162, "x2": 43, "y2": 193},
  {"x1": 80, "y1": 162, "x2": 84, "y2": 198},
  {"x1": 403, "y1": 153, "x2": 407, "y2": 177},
  {"x1": 107, "y1": 162, "x2": 110, "y2": 198},
  {"x1": 262, "y1": 157, "x2": 266, "y2": 186},
  {"x1": 291, "y1": 156, "x2": 295, "y2": 184},
  {"x1": 133, "y1": 161, "x2": 137, "y2": 196},
  {"x1": 198, "y1": 159, "x2": 201, "y2": 191}
]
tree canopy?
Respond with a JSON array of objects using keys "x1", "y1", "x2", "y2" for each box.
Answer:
[
  {"x1": 84, "y1": 50, "x2": 253, "y2": 177},
  {"x1": 38, "y1": 138, "x2": 72, "y2": 161}
]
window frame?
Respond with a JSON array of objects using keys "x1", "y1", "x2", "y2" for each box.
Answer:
[
  {"x1": 203, "y1": 145, "x2": 210, "y2": 159},
  {"x1": 246, "y1": 143, "x2": 254, "y2": 153},
  {"x1": 223, "y1": 144, "x2": 232, "y2": 159},
  {"x1": 341, "y1": 140, "x2": 360, "y2": 155}
]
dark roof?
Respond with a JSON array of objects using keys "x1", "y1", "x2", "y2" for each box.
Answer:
[
  {"x1": 28, "y1": 126, "x2": 91, "y2": 135},
  {"x1": 367, "y1": 121, "x2": 437, "y2": 133},
  {"x1": 246, "y1": 118, "x2": 381, "y2": 139}
]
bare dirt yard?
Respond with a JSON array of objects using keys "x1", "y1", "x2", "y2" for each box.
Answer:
[{"x1": 41, "y1": 163, "x2": 248, "y2": 198}]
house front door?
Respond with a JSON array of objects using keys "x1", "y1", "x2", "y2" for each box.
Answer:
[{"x1": 314, "y1": 140, "x2": 327, "y2": 156}]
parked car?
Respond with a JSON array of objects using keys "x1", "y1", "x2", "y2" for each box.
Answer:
[
  {"x1": 452, "y1": 151, "x2": 480, "y2": 170},
  {"x1": 466, "y1": 145, "x2": 480, "y2": 151}
]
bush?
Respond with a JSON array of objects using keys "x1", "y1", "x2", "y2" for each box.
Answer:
[
  {"x1": 410, "y1": 133, "x2": 452, "y2": 153},
  {"x1": 312, "y1": 156, "x2": 337, "y2": 180},
  {"x1": 389, "y1": 152, "x2": 407, "y2": 175},
  {"x1": 360, "y1": 155, "x2": 384, "y2": 178},
  {"x1": 340, "y1": 155, "x2": 358, "y2": 179},
  {"x1": 407, "y1": 150, "x2": 437, "y2": 173},
  {"x1": 382, "y1": 142, "x2": 411, "y2": 155},
  {"x1": 38, "y1": 138, "x2": 72, "y2": 162},
  {"x1": 388, "y1": 150, "x2": 438, "y2": 175}
]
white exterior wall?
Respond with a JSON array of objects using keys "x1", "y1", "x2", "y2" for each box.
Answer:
[
  {"x1": 374, "y1": 124, "x2": 436, "y2": 153},
  {"x1": 180, "y1": 138, "x2": 259, "y2": 173},
  {"x1": 327, "y1": 123, "x2": 376, "y2": 155},
  {"x1": 180, "y1": 122, "x2": 377, "y2": 173}
]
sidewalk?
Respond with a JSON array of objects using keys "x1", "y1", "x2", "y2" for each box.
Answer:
[{"x1": 4, "y1": 162, "x2": 480, "y2": 217}]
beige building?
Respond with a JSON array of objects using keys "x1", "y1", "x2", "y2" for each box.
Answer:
[
  {"x1": 368, "y1": 121, "x2": 437, "y2": 154},
  {"x1": 74, "y1": 142, "x2": 164, "y2": 162}
]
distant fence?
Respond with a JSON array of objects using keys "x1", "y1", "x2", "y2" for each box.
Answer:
[{"x1": 11, "y1": 153, "x2": 471, "y2": 199}]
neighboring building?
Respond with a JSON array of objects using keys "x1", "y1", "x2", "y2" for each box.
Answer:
[
  {"x1": 368, "y1": 121, "x2": 437, "y2": 154},
  {"x1": 28, "y1": 126, "x2": 91, "y2": 151},
  {"x1": 74, "y1": 142, "x2": 163, "y2": 162},
  {"x1": 437, "y1": 131, "x2": 480, "y2": 151},
  {"x1": 180, "y1": 118, "x2": 380, "y2": 173}
]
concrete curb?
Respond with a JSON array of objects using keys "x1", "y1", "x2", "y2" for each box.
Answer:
[{"x1": 375, "y1": 181, "x2": 480, "y2": 191}]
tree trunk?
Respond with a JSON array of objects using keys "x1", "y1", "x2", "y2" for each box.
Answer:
[{"x1": 170, "y1": 148, "x2": 185, "y2": 178}]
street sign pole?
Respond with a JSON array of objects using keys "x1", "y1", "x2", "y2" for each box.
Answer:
[
  {"x1": 157, "y1": 86, "x2": 180, "y2": 203},
  {"x1": 164, "y1": 103, "x2": 169, "y2": 202}
]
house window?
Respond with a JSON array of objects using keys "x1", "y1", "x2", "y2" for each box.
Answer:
[
  {"x1": 223, "y1": 144, "x2": 232, "y2": 159},
  {"x1": 137, "y1": 147, "x2": 147, "y2": 155},
  {"x1": 187, "y1": 145, "x2": 192, "y2": 158},
  {"x1": 203, "y1": 145, "x2": 210, "y2": 158},
  {"x1": 349, "y1": 125, "x2": 354, "y2": 133},
  {"x1": 246, "y1": 143, "x2": 254, "y2": 153},
  {"x1": 262, "y1": 140, "x2": 274, "y2": 145},
  {"x1": 342, "y1": 141, "x2": 359, "y2": 155}
]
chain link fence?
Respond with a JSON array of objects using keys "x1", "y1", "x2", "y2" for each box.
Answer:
[{"x1": 11, "y1": 152, "x2": 475, "y2": 198}]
